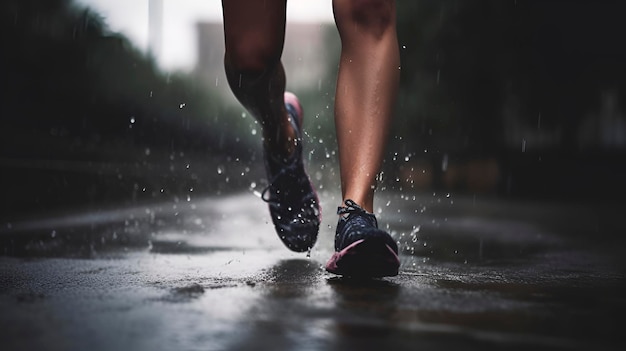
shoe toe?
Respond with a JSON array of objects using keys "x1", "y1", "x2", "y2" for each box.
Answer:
[
  {"x1": 271, "y1": 203, "x2": 320, "y2": 252},
  {"x1": 277, "y1": 223, "x2": 318, "y2": 252}
]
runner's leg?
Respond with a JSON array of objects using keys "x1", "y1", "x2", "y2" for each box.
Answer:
[
  {"x1": 221, "y1": 0, "x2": 321, "y2": 252},
  {"x1": 222, "y1": 0, "x2": 296, "y2": 159},
  {"x1": 332, "y1": 0, "x2": 400, "y2": 212}
]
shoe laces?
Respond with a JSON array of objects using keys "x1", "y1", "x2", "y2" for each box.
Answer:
[
  {"x1": 337, "y1": 199, "x2": 378, "y2": 226},
  {"x1": 260, "y1": 154, "x2": 300, "y2": 205},
  {"x1": 337, "y1": 199, "x2": 367, "y2": 216}
]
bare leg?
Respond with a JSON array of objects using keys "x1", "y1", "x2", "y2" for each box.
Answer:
[
  {"x1": 222, "y1": 0, "x2": 321, "y2": 253},
  {"x1": 332, "y1": 0, "x2": 400, "y2": 213},
  {"x1": 222, "y1": 0, "x2": 296, "y2": 159}
]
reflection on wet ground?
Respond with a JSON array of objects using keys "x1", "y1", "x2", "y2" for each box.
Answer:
[{"x1": 1, "y1": 192, "x2": 625, "y2": 350}]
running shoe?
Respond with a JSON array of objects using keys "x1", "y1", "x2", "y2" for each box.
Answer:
[
  {"x1": 325, "y1": 199, "x2": 399, "y2": 277},
  {"x1": 261, "y1": 92, "x2": 321, "y2": 252}
]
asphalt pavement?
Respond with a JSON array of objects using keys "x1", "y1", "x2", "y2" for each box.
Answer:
[{"x1": 1, "y1": 190, "x2": 625, "y2": 351}]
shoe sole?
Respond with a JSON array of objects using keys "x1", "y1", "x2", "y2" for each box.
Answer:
[
  {"x1": 325, "y1": 238, "x2": 400, "y2": 278},
  {"x1": 285, "y1": 92, "x2": 322, "y2": 224},
  {"x1": 268, "y1": 92, "x2": 321, "y2": 252}
]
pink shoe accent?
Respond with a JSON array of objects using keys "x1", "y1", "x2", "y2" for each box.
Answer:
[
  {"x1": 325, "y1": 239, "x2": 365, "y2": 272},
  {"x1": 284, "y1": 91, "x2": 303, "y2": 125},
  {"x1": 325, "y1": 239, "x2": 400, "y2": 277}
]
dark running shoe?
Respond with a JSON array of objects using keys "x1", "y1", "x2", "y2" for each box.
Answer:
[
  {"x1": 261, "y1": 92, "x2": 321, "y2": 252},
  {"x1": 325, "y1": 199, "x2": 399, "y2": 277}
]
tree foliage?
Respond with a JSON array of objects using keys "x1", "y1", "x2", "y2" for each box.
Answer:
[
  {"x1": 395, "y1": 0, "x2": 626, "y2": 154},
  {"x1": 0, "y1": 0, "x2": 250, "y2": 162},
  {"x1": 0, "y1": 0, "x2": 256, "y2": 215}
]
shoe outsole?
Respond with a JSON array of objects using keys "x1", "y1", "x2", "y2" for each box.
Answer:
[{"x1": 325, "y1": 238, "x2": 400, "y2": 278}]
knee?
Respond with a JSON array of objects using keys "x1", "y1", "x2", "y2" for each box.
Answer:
[
  {"x1": 224, "y1": 37, "x2": 282, "y2": 76},
  {"x1": 334, "y1": 0, "x2": 396, "y2": 39}
]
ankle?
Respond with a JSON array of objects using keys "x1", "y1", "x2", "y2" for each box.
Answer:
[{"x1": 340, "y1": 197, "x2": 374, "y2": 214}]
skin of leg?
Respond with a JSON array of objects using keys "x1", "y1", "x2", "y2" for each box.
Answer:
[
  {"x1": 332, "y1": 0, "x2": 401, "y2": 213},
  {"x1": 221, "y1": 0, "x2": 296, "y2": 159}
]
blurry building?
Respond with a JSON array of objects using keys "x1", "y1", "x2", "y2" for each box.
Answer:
[
  {"x1": 195, "y1": 21, "x2": 332, "y2": 104},
  {"x1": 148, "y1": 0, "x2": 163, "y2": 61}
]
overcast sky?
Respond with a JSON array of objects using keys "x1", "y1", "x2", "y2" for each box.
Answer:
[{"x1": 76, "y1": 0, "x2": 334, "y2": 71}]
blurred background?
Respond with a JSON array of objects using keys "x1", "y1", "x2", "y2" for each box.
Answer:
[{"x1": 1, "y1": 0, "x2": 625, "y2": 220}]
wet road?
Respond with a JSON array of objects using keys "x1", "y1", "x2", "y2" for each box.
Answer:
[{"x1": 1, "y1": 191, "x2": 625, "y2": 350}]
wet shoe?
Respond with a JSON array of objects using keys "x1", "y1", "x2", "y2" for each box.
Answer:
[
  {"x1": 325, "y1": 199, "x2": 399, "y2": 277},
  {"x1": 261, "y1": 92, "x2": 321, "y2": 252}
]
